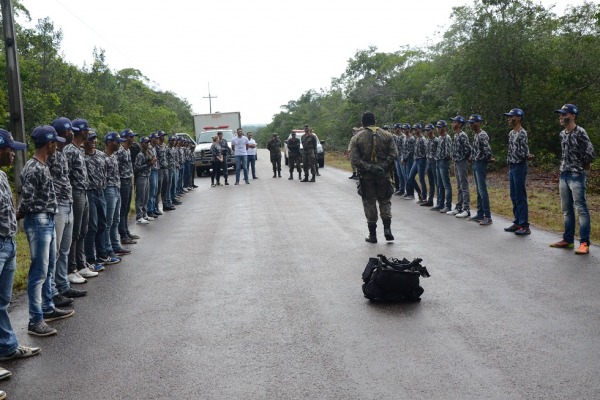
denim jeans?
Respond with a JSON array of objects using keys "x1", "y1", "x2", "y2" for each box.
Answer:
[
  {"x1": 158, "y1": 169, "x2": 171, "y2": 208},
  {"x1": 147, "y1": 169, "x2": 158, "y2": 214},
  {"x1": 560, "y1": 171, "x2": 591, "y2": 244},
  {"x1": 0, "y1": 237, "x2": 18, "y2": 356},
  {"x1": 119, "y1": 178, "x2": 133, "y2": 238},
  {"x1": 69, "y1": 189, "x2": 88, "y2": 272},
  {"x1": 235, "y1": 155, "x2": 249, "y2": 182},
  {"x1": 24, "y1": 213, "x2": 56, "y2": 324},
  {"x1": 104, "y1": 186, "x2": 121, "y2": 253},
  {"x1": 426, "y1": 159, "x2": 437, "y2": 203},
  {"x1": 178, "y1": 166, "x2": 184, "y2": 193},
  {"x1": 395, "y1": 159, "x2": 405, "y2": 193},
  {"x1": 248, "y1": 155, "x2": 256, "y2": 178},
  {"x1": 183, "y1": 161, "x2": 192, "y2": 187},
  {"x1": 509, "y1": 162, "x2": 529, "y2": 227},
  {"x1": 51, "y1": 202, "x2": 72, "y2": 296},
  {"x1": 402, "y1": 157, "x2": 414, "y2": 189},
  {"x1": 437, "y1": 159, "x2": 453, "y2": 208},
  {"x1": 136, "y1": 175, "x2": 149, "y2": 220},
  {"x1": 473, "y1": 160, "x2": 491, "y2": 218},
  {"x1": 85, "y1": 189, "x2": 108, "y2": 262},
  {"x1": 169, "y1": 169, "x2": 178, "y2": 203},
  {"x1": 454, "y1": 159, "x2": 470, "y2": 211},
  {"x1": 407, "y1": 158, "x2": 426, "y2": 198}
]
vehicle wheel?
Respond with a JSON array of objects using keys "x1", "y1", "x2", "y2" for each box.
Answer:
[
  {"x1": 196, "y1": 167, "x2": 202, "y2": 177},
  {"x1": 285, "y1": 156, "x2": 289, "y2": 166},
  {"x1": 318, "y1": 157, "x2": 324, "y2": 168}
]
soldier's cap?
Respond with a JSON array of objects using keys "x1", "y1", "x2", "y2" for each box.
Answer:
[
  {"x1": 304, "y1": 124, "x2": 309, "y2": 128},
  {"x1": 555, "y1": 104, "x2": 578, "y2": 116},
  {"x1": 51, "y1": 117, "x2": 72, "y2": 135},
  {"x1": 450, "y1": 115, "x2": 466, "y2": 124},
  {"x1": 468, "y1": 114, "x2": 483, "y2": 124},
  {"x1": 157, "y1": 130, "x2": 166, "y2": 137},
  {"x1": 272, "y1": 133, "x2": 278, "y2": 136},
  {"x1": 291, "y1": 131, "x2": 296, "y2": 135},
  {"x1": 71, "y1": 118, "x2": 90, "y2": 132},
  {"x1": 87, "y1": 131, "x2": 97, "y2": 140},
  {"x1": 0, "y1": 129, "x2": 27, "y2": 150},
  {"x1": 141, "y1": 136, "x2": 151, "y2": 143},
  {"x1": 503, "y1": 108, "x2": 524, "y2": 118},
  {"x1": 168, "y1": 135, "x2": 176, "y2": 141},
  {"x1": 31, "y1": 125, "x2": 66, "y2": 144},
  {"x1": 411, "y1": 123, "x2": 423, "y2": 130},
  {"x1": 383, "y1": 125, "x2": 390, "y2": 130},
  {"x1": 435, "y1": 120, "x2": 447, "y2": 128},
  {"x1": 393, "y1": 123, "x2": 402, "y2": 129},
  {"x1": 149, "y1": 132, "x2": 158, "y2": 140},
  {"x1": 121, "y1": 128, "x2": 138, "y2": 138},
  {"x1": 401, "y1": 123, "x2": 411, "y2": 130},
  {"x1": 105, "y1": 132, "x2": 126, "y2": 143},
  {"x1": 424, "y1": 124, "x2": 435, "y2": 131}
]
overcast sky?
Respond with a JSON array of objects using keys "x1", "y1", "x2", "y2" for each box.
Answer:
[{"x1": 22, "y1": 0, "x2": 577, "y2": 124}]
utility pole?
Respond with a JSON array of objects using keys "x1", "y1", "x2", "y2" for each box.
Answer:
[
  {"x1": 203, "y1": 83, "x2": 217, "y2": 114},
  {"x1": 1, "y1": 0, "x2": 27, "y2": 203}
]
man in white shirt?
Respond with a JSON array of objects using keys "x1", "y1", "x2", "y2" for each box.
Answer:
[
  {"x1": 246, "y1": 132, "x2": 258, "y2": 179},
  {"x1": 231, "y1": 128, "x2": 250, "y2": 184}
]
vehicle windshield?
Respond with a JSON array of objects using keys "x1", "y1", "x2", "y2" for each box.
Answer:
[{"x1": 197, "y1": 131, "x2": 234, "y2": 144}]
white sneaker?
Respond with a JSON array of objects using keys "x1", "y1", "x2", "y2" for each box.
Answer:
[
  {"x1": 456, "y1": 210, "x2": 470, "y2": 218},
  {"x1": 446, "y1": 209, "x2": 460, "y2": 215},
  {"x1": 78, "y1": 267, "x2": 99, "y2": 278},
  {"x1": 68, "y1": 272, "x2": 87, "y2": 284},
  {"x1": 136, "y1": 218, "x2": 149, "y2": 224},
  {"x1": 145, "y1": 216, "x2": 155, "y2": 221}
]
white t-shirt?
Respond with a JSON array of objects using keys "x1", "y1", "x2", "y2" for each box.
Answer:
[
  {"x1": 231, "y1": 135, "x2": 249, "y2": 156},
  {"x1": 247, "y1": 139, "x2": 257, "y2": 156}
]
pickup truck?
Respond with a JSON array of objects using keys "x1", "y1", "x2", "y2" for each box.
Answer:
[{"x1": 194, "y1": 126, "x2": 235, "y2": 176}]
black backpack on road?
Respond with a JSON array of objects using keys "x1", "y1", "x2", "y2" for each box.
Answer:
[{"x1": 362, "y1": 254, "x2": 430, "y2": 302}]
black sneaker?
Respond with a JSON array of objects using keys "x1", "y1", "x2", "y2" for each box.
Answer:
[
  {"x1": 61, "y1": 287, "x2": 87, "y2": 298},
  {"x1": 43, "y1": 308, "x2": 75, "y2": 322},
  {"x1": 515, "y1": 227, "x2": 531, "y2": 235},
  {"x1": 28, "y1": 321, "x2": 57, "y2": 337},
  {"x1": 504, "y1": 224, "x2": 521, "y2": 232},
  {"x1": 52, "y1": 294, "x2": 73, "y2": 308}
]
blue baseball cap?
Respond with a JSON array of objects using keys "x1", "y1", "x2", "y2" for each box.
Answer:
[
  {"x1": 71, "y1": 118, "x2": 90, "y2": 132},
  {"x1": 87, "y1": 130, "x2": 97, "y2": 140},
  {"x1": 140, "y1": 136, "x2": 150, "y2": 143},
  {"x1": 31, "y1": 126, "x2": 66, "y2": 144},
  {"x1": 411, "y1": 123, "x2": 423, "y2": 130},
  {"x1": 121, "y1": 128, "x2": 138, "y2": 138},
  {"x1": 468, "y1": 114, "x2": 483, "y2": 124},
  {"x1": 503, "y1": 108, "x2": 524, "y2": 118},
  {"x1": 555, "y1": 104, "x2": 578, "y2": 115},
  {"x1": 0, "y1": 129, "x2": 27, "y2": 150},
  {"x1": 424, "y1": 123, "x2": 434, "y2": 131},
  {"x1": 401, "y1": 123, "x2": 411, "y2": 130},
  {"x1": 450, "y1": 115, "x2": 466, "y2": 124},
  {"x1": 105, "y1": 131, "x2": 126, "y2": 142},
  {"x1": 51, "y1": 117, "x2": 72, "y2": 135},
  {"x1": 393, "y1": 123, "x2": 402, "y2": 129},
  {"x1": 157, "y1": 130, "x2": 166, "y2": 137},
  {"x1": 435, "y1": 120, "x2": 447, "y2": 128}
]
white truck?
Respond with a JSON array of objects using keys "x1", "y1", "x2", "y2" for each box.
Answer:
[{"x1": 193, "y1": 112, "x2": 242, "y2": 176}]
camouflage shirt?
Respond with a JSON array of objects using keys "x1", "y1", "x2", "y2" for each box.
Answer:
[
  {"x1": 452, "y1": 131, "x2": 471, "y2": 162},
  {"x1": 18, "y1": 158, "x2": 57, "y2": 215},
  {"x1": 167, "y1": 146, "x2": 176, "y2": 170},
  {"x1": 134, "y1": 150, "x2": 153, "y2": 177},
  {"x1": 149, "y1": 146, "x2": 159, "y2": 170},
  {"x1": 559, "y1": 125, "x2": 596, "y2": 173},
  {"x1": 426, "y1": 136, "x2": 439, "y2": 160},
  {"x1": 350, "y1": 127, "x2": 398, "y2": 179},
  {"x1": 47, "y1": 149, "x2": 73, "y2": 204},
  {"x1": 115, "y1": 146, "x2": 133, "y2": 179},
  {"x1": 0, "y1": 170, "x2": 17, "y2": 237},
  {"x1": 507, "y1": 128, "x2": 529, "y2": 164},
  {"x1": 393, "y1": 134, "x2": 405, "y2": 160},
  {"x1": 402, "y1": 136, "x2": 415, "y2": 161},
  {"x1": 63, "y1": 143, "x2": 89, "y2": 191},
  {"x1": 267, "y1": 138, "x2": 282, "y2": 155},
  {"x1": 301, "y1": 133, "x2": 317, "y2": 154},
  {"x1": 84, "y1": 150, "x2": 107, "y2": 191},
  {"x1": 103, "y1": 151, "x2": 121, "y2": 188},
  {"x1": 414, "y1": 136, "x2": 427, "y2": 159},
  {"x1": 156, "y1": 144, "x2": 169, "y2": 169},
  {"x1": 472, "y1": 130, "x2": 493, "y2": 162},
  {"x1": 288, "y1": 137, "x2": 301, "y2": 156},
  {"x1": 435, "y1": 135, "x2": 452, "y2": 161}
]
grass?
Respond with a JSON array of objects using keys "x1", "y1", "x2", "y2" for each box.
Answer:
[{"x1": 325, "y1": 152, "x2": 600, "y2": 244}]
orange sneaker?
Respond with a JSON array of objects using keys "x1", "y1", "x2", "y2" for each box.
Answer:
[
  {"x1": 549, "y1": 240, "x2": 574, "y2": 249},
  {"x1": 575, "y1": 242, "x2": 589, "y2": 255}
]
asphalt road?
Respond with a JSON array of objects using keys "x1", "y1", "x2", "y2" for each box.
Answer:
[{"x1": 4, "y1": 149, "x2": 600, "y2": 399}]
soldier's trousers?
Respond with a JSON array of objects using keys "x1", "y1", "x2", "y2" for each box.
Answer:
[
  {"x1": 302, "y1": 151, "x2": 316, "y2": 177},
  {"x1": 454, "y1": 159, "x2": 470, "y2": 211},
  {"x1": 289, "y1": 154, "x2": 301, "y2": 173},
  {"x1": 270, "y1": 154, "x2": 281, "y2": 172},
  {"x1": 360, "y1": 178, "x2": 394, "y2": 223},
  {"x1": 159, "y1": 169, "x2": 171, "y2": 207}
]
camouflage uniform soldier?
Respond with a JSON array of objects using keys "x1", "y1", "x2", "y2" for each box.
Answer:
[
  {"x1": 351, "y1": 112, "x2": 398, "y2": 243},
  {"x1": 267, "y1": 133, "x2": 283, "y2": 178},
  {"x1": 301, "y1": 125, "x2": 317, "y2": 182},
  {"x1": 287, "y1": 132, "x2": 302, "y2": 180}
]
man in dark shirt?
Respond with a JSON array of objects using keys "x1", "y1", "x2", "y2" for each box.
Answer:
[
  {"x1": 18, "y1": 126, "x2": 75, "y2": 337},
  {"x1": 116, "y1": 129, "x2": 139, "y2": 243},
  {"x1": 301, "y1": 125, "x2": 318, "y2": 182},
  {"x1": 267, "y1": 133, "x2": 283, "y2": 178},
  {"x1": 287, "y1": 131, "x2": 302, "y2": 180}
]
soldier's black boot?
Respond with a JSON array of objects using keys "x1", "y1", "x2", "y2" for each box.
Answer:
[
  {"x1": 298, "y1": 172, "x2": 302, "y2": 180},
  {"x1": 278, "y1": 170, "x2": 282, "y2": 178},
  {"x1": 365, "y1": 223, "x2": 377, "y2": 243},
  {"x1": 273, "y1": 169, "x2": 276, "y2": 178},
  {"x1": 301, "y1": 175, "x2": 309, "y2": 182},
  {"x1": 383, "y1": 219, "x2": 394, "y2": 241},
  {"x1": 310, "y1": 175, "x2": 315, "y2": 182},
  {"x1": 288, "y1": 172, "x2": 293, "y2": 180}
]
